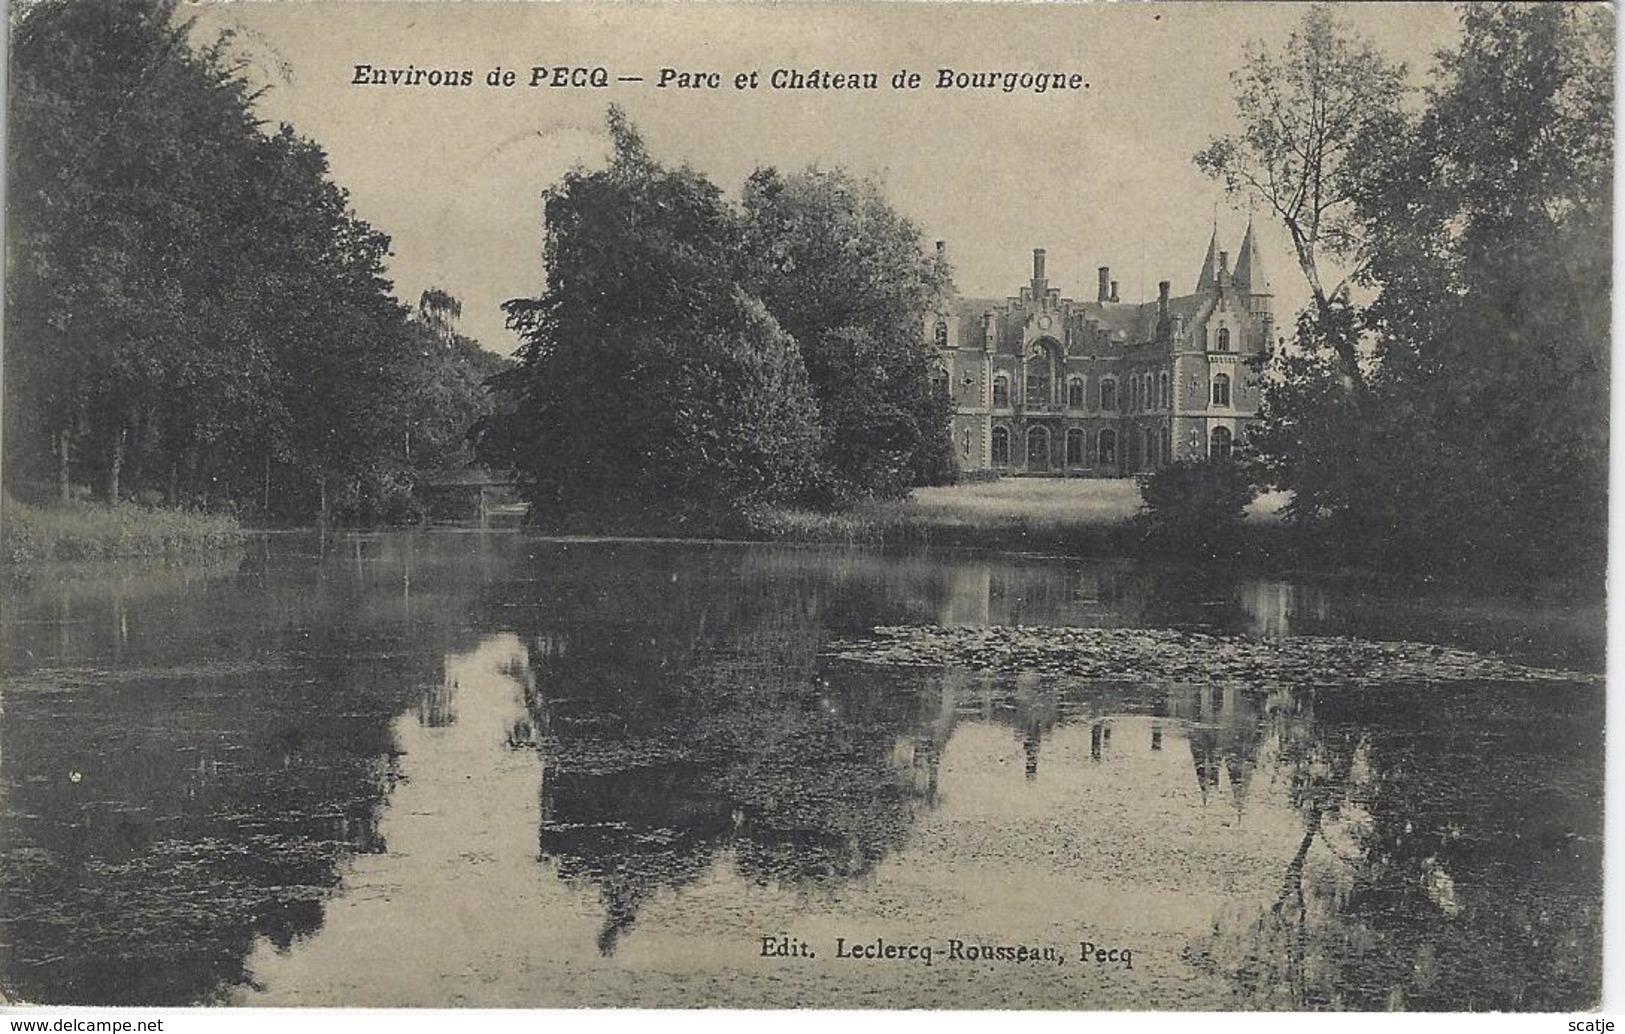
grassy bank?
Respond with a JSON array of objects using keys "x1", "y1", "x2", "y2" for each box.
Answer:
[
  {"x1": 745, "y1": 478, "x2": 1139, "y2": 553},
  {"x1": 747, "y1": 477, "x2": 1290, "y2": 557},
  {"x1": 2, "y1": 497, "x2": 242, "y2": 563}
]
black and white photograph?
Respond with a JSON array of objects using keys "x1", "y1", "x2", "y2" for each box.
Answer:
[{"x1": 0, "y1": 0, "x2": 1613, "y2": 1017}]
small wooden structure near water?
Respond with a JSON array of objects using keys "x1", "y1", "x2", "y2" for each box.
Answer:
[{"x1": 417, "y1": 468, "x2": 527, "y2": 525}]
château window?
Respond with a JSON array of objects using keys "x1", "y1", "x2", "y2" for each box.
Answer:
[
  {"x1": 1161, "y1": 425, "x2": 1172, "y2": 465},
  {"x1": 1067, "y1": 377, "x2": 1085, "y2": 408},
  {"x1": 1159, "y1": 372, "x2": 1170, "y2": 410},
  {"x1": 1098, "y1": 428, "x2": 1118, "y2": 467},
  {"x1": 993, "y1": 374, "x2": 1011, "y2": 408},
  {"x1": 934, "y1": 321, "x2": 949, "y2": 349},
  {"x1": 1100, "y1": 378, "x2": 1118, "y2": 411},
  {"x1": 1066, "y1": 428, "x2": 1086, "y2": 465},
  {"x1": 1025, "y1": 348, "x2": 1051, "y2": 406},
  {"x1": 992, "y1": 426, "x2": 1011, "y2": 465},
  {"x1": 1211, "y1": 425, "x2": 1233, "y2": 460},
  {"x1": 930, "y1": 365, "x2": 949, "y2": 398},
  {"x1": 1212, "y1": 373, "x2": 1231, "y2": 407},
  {"x1": 1216, "y1": 327, "x2": 1231, "y2": 353}
]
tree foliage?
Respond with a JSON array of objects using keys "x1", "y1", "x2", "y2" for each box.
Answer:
[
  {"x1": 1223, "y1": 3, "x2": 1612, "y2": 579},
  {"x1": 478, "y1": 110, "x2": 954, "y2": 529},
  {"x1": 477, "y1": 110, "x2": 821, "y2": 531},
  {"x1": 1135, "y1": 459, "x2": 1258, "y2": 558},
  {"x1": 5, "y1": 0, "x2": 506, "y2": 523},
  {"x1": 739, "y1": 168, "x2": 956, "y2": 502}
]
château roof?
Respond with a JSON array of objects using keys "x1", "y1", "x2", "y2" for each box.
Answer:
[
  {"x1": 1194, "y1": 227, "x2": 1220, "y2": 292},
  {"x1": 940, "y1": 228, "x2": 1267, "y2": 349},
  {"x1": 1232, "y1": 217, "x2": 1268, "y2": 294}
]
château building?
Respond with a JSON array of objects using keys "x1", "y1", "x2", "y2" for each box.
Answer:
[{"x1": 929, "y1": 224, "x2": 1272, "y2": 475}]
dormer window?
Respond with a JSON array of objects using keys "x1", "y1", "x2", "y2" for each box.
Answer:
[{"x1": 1215, "y1": 327, "x2": 1232, "y2": 353}]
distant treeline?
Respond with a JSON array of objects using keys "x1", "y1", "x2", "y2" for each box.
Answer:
[{"x1": 5, "y1": 0, "x2": 507, "y2": 523}]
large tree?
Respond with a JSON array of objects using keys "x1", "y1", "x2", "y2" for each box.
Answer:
[
  {"x1": 477, "y1": 109, "x2": 820, "y2": 530},
  {"x1": 1350, "y1": 3, "x2": 1612, "y2": 573},
  {"x1": 1216, "y1": 3, "x2": 1612, "y2": 578},
  {"x1": 740, "y1": 168, "x2": 956, "y2": 503}
]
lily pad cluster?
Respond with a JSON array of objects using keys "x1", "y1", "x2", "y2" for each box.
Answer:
[{"x1": 822, "y1": 625, "x2": 1601, "y2": 689}]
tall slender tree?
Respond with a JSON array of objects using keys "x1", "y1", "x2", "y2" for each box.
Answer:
[{"x1": 1195, "y1": 4, "x2": 1408, "y2": 389}]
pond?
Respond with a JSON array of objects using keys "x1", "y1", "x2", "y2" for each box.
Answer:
[{"x1": 0, "y1": 532, "x2": 1605, "y2": 1010}]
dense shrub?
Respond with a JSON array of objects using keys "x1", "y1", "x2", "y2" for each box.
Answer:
[{"x1": 1134, "y1": 460, "x2": 1258, "y2": 558}]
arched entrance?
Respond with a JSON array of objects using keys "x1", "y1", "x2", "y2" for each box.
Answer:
[{"x1": 1026, "y1": 425, "x2": 1051, "y2": 472}]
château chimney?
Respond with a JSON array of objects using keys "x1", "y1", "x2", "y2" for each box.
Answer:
[
  {"x1": 1217, "y1": 250, "x2": 1230, "y2": 288},
  {"x1": 1158, "y1": 280, "x2": 1171, "y2": 315},
  {"x1": 1032, "y1": 248, "x2": 1047, "y2": 287},
  {"x1": 1097, "y1": 266, "x2": 1110, "y2": 303},
  {"x1": 1109, "y1": 280, "x2": 1120, "y2": 303}
]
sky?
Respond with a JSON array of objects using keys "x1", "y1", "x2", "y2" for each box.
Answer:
[{"x1": 180, "y1": 1, "x2": 1468, "y2": 354}]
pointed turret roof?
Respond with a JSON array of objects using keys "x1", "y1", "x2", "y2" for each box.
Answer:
[
  {"x1": 1233, "y1": 217, "x2": 1269, "y2": 294},
  {"x1": 1195, "y1": 226, "x2": 1219, "y2": 292}
]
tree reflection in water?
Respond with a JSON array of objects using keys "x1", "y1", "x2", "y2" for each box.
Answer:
[
  {"x1": 0, "y1": 537, "x2": 498, "y2": 1006},
  {"x1": 1188, "y1": 684, "x2": 1603, "y2": 1011},
  {"x1": 520, "y1": 564, "x2": 947, "y2": 955},
  {"x1": 521, "y1": 546, "x2": 1603, "y2": 1010},
  {"x1": 2, "y1": 537, "x2": 1602, "y2": 1008}
]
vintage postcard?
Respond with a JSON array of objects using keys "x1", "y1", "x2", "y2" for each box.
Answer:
[{"x1": 1, "y1": 0, "x2": 1611, "y2": 1016}]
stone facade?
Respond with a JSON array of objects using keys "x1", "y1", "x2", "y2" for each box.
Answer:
[{"x1": 929, "y1": 225, "x2": 1273, "y2": 476}]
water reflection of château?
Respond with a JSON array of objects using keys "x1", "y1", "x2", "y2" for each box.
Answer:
[{"x1": 523, "y1": 595, "x2": 1286, "y2": 956}]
